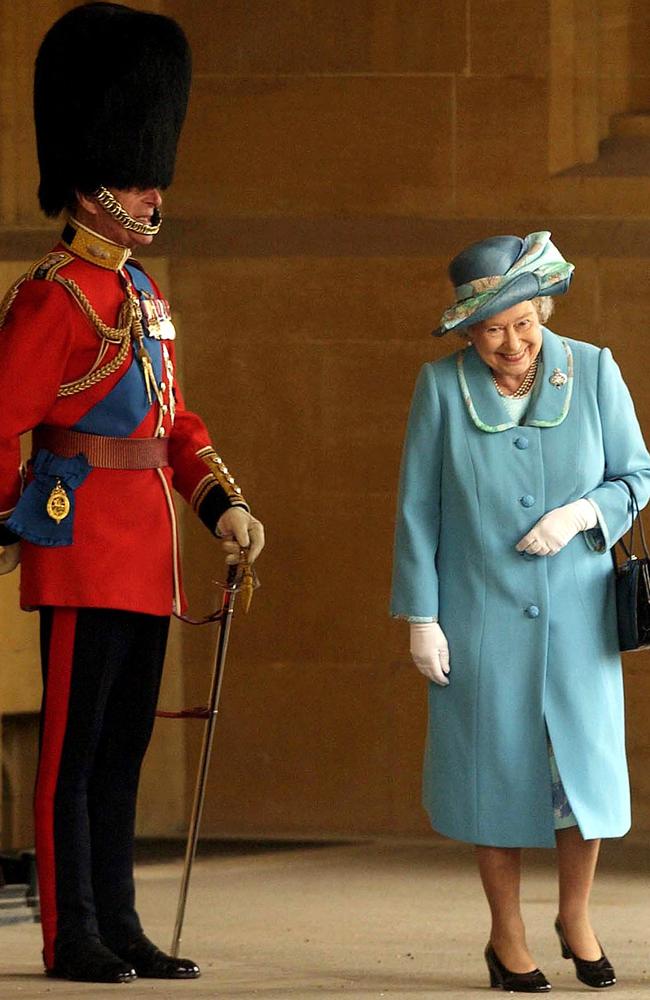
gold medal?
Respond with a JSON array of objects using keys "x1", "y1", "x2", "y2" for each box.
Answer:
[{"x1": 46, "y1": 479, "x2": 70, "y2": 524}]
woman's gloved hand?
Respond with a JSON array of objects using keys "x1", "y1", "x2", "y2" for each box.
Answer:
[
  {"x1": 0, "y1": 542, "x2": 21, "y2": 575},
  {"x1": 217, "y1": 507, "x2": 265, "y2": 565},
  {"x1": 516, "y1": 498, "x2": 597, "y2": 557},
  {"x1": 409, "y1": 622, "x2": 451, "y2": 686}
]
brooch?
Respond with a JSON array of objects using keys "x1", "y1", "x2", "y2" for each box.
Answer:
[
  {"x1": 46, "y1": 479, "x2": 70, "y2": 523},
  {"x1": 549, "y1": 368, "x2": 568, "y2": 388}
]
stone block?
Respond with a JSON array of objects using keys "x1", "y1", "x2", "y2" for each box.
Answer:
[
  {"x1": 456, "y1": 78, "x2": 549, "y2": 216},
  {"x1": 172, "y1": 76, "x2": 455, "y2": 217},
  {"x1": 629, "y1": 748, "x2": 650, "y2": 835},
  {"x1": 470, "y1": 0, "x2": 549, "y2": 78},
  {"x1": 137, "y1": 619, "x2": 188, "y2": 838},
  {"x1": 196, "y1": 657, "x2": 396, "y2": 836},
  {"x1": 551, "y1": 255, "x2": 601, "y2": 342},
  {"x1": 598, "y1": 257, "x2": 650, "y2": 425},
  {"x1": 387, "y1": 665, "x2": 431, "y2": 835},
  {"x1": 168, "y1": 0, "x2": 466, "y2": 75},
  {"x1": 624, "y1": 662, "x2": 650, "y2": 754},
  {"x1": 0, "y1": 714, "x2": 38, "y2": 849},
  {"x1": 169, "y1": 255, "x2": 450, "y2": 347}
]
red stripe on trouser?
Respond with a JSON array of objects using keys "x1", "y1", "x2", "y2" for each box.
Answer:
[{"x1": 34, "y1": 608, "x2": 77, "y2": 970}]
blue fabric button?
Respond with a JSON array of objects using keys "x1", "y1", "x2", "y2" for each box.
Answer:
[
  {"x1": 514, "y1": 437, "x2": 529, "y2": 450},
  {"x1": 525, "y1": 605, "x2": 540, "y2": 618},
  {"x1": 520, "y1": 494, "x2": 535, "y2": 507}
]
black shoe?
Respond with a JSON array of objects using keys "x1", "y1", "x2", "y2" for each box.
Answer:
[
  {"x1": 116, "y1": 934, "x2": 200, "y2": 979},
  {"x1": 47, "y1": 937, "x2": 137, "y2": 983},
  {"x1": 554, "y1": 917, "x2": 616, "y2": 988},
  {"x1": 485, "y1": 943, "x2": 552, "y2": 993}
]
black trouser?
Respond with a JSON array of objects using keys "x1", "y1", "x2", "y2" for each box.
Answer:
[{"x1": 35, "y1": 607, "x2": 169, "y2": 969}]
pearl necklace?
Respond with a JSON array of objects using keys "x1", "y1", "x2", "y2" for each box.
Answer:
[{"x1": 492, "y1": 356, "x2": 539, "y2": 399}]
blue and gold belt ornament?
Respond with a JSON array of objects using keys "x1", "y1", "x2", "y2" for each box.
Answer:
[{"x1": 6, "y1": 450, "x2": 91, "y2": 546}]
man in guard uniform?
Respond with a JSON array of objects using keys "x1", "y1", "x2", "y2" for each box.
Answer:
[{"x1": 0, "y1": 2, "x2": 264, "y2": 984}]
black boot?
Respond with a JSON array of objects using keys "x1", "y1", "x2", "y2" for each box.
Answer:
[
  {"x1": 47, "y1": 937, "x2": 137, "y2": 983},
  {"x1": 115, "y1": 934, "x2": 200, "y2": 979}
]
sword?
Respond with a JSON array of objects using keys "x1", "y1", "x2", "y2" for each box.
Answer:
[{"x1": 166, "y1": 558, "x2": 254, "y2": 957}]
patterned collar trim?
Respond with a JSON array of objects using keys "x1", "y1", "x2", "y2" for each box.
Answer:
[
  {"x1": 61, "y1": 217, "x2": 131, "y2": 271},
  {"x1": 457, "y1": 328, "x2": 574, "y2": 433}
]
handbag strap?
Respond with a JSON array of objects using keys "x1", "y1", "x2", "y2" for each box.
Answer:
[{"x1": 615, "y1": 478, "x2": 650, "y2": 561}]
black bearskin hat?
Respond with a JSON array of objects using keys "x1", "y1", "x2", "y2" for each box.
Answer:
[{"x1": 34, "y1": 2, "x2": 192, "y2": 217}]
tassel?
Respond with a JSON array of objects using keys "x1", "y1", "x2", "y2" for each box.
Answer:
[{"x1": 238, "y1": 553, "x2": 256, "y2": 613}]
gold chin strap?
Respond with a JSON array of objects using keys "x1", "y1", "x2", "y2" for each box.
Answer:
[{"x1": 94, "y1": 186, "x2": 162, "y2": 236}]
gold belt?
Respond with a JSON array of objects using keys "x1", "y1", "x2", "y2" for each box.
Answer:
[{"x1": 33, "y1": 426, "x2": 169, "y2": 470}]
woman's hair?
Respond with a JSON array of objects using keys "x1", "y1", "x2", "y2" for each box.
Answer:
[
  {"x1": 532, "y1": 296, "x2": 555, "y2": 323},
  {"x1": 463, "y1": 296, "x2": 555, "y2": 338}
]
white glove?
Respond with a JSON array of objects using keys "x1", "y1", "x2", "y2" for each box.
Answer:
[
  {"x1": 516, "y1": 499, "x2": 597, "y2": 557},
  {"x1": 409, "y1": 622, "x2": 450, "y2": 686},
  {"x1": 0, "y1": 542, "x2": 20, "y2": 576},
  {"x1": 217, "y1": 507, "x2": 265, "y2": 565}
]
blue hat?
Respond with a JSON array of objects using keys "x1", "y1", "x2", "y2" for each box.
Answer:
[{"x1": 433, "y1": 231, "x2": 574, "y2": 337}]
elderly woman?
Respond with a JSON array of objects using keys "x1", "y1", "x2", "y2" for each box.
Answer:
[{"x1": 391, "y1": 232, "x2": 650, "y2": 992}]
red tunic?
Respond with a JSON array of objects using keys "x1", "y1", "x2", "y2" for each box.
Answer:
[{"x1": 0, "y1": 241, "x2": 243, "y2": 615}]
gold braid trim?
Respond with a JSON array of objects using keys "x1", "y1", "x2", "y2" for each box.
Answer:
[
  {"x1": 0, "y1": 275, "x2": 27, "y2": 330},
  {"x1": 0, "y1": 254, "x2": 135, "y2": 397},
  {"x1": 195, "y1": 446, "x2": 248, "y2": 507},
  {"x1": 53, "y1": 275, "x2": 132, "y2": 343},
  {"x1": 1, "y1": 252, "x2": 75, "y2": 330},
  {"x1": 190, "y1": 473, "x2": 216, "y2": 512},
  {"x1": 52, "y1": 278, "x2": 135, "y2": 397},
  {"x1": 57, "y1": 334, "x2": 132, "y2": 397}
]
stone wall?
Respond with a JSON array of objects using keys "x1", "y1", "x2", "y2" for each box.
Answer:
[{"x1": 1, "y1": 0, "x2": 650, "y2": 845}]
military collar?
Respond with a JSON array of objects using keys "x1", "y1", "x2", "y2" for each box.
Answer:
[
  {"x1": 61, "y1": 218, "x2": 131, "y2": 271},
  {"x1": 456, "y1": 327, "x2": 574, "y2": 433}
]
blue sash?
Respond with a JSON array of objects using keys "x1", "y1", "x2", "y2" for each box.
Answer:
[{"x1": 74, "y1": 263, "x2": 163, "y2": 436}]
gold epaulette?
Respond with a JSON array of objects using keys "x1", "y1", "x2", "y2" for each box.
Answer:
[
  {"x1": 192, "y1": 446, "x2": 249, "y2": 511},
  {"x1": 26, "y1": 250, "x2": 74, "y2": 282},
  {"x1": 0, "y1": 250, "x2": 133, "y2": 396},
  {"x1": 0, "y1": 251, "x2": 74, "y2": 331}
]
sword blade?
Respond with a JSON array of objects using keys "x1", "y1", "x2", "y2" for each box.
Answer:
[{"x1": 170, "y1": 563, "x2": 238, "y2": 956}]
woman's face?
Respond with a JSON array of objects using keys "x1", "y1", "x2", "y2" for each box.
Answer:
[{"x1": 467, "y1": 300, "x2": 543, "y2": 380}]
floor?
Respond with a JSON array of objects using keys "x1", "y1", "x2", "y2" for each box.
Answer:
[{"x1": 0, "y1": 839, "x2": 648, "y2": 998}]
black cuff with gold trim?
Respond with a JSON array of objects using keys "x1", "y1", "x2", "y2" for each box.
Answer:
[
  {"x1": 197, "y1": 484, "x2": 248, "y2": 537},
  {"x1": 192, "y1": 445, "x2": 250, "y2": 535}
]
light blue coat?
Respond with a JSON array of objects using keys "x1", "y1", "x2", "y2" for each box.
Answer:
[{"x1": 391, "y1": 329, "x2": 650, "y2": 847}]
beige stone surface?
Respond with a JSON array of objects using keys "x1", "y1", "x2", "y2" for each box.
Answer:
[
  {"x1": 168, "y1": 0, "x2": 467, "y2": 75},
  {"x1": 456, "y1": 77, "x2": 550, "y2": 215},
  {"x1": 0, "y1": 841, "x2": 649, "y2": 998},
  {"x1": 0, "y1": 714, "x2": 38, "y2": 846},
  {"x1": 470, "y1": 0, "x2": 549, "y2": 78},
  {"x1": 169, "y1": 256, "x2": 450, "y2": 346},
  {"x1": 3, "y1": 0, "x2": 650, "y2": 848},
  {"x1": 136, "y1": 620, "x2": 188, "y2": 839},
  {"x1": 0, "y1": 601, "x2": 40, "y2": 716},
  {"x1": 172, "y1": 76, "x2": 455, "y2": 218}
]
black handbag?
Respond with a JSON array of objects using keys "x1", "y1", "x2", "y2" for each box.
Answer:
[{"x1": 613, "y1": 479, "x2": 650, "y2": 651}]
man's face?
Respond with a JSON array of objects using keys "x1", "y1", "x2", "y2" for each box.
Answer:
[{"x1": 77, "y1": 187, "x2": 163, "y2": 249}]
